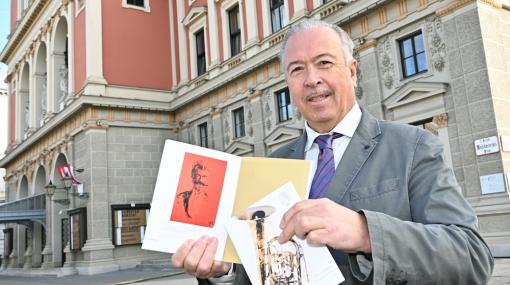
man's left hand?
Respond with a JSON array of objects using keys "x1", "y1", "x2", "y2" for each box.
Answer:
[{"x1": 278, "y1": 198, "x2": 371, "y2": 254}]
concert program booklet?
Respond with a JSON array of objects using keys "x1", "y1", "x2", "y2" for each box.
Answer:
[
  {"x1": 226, "y1": 182, "x2": 345, "y2": 285},
  {"x1": 142, "y1": 139, "x2": 313, "y2": 261}
]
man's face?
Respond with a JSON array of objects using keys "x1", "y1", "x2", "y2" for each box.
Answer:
[
  {"x1": 194, "y1": 168, "x2": 209, "y2": 190},
  {"x1": 284, "y1": 26, "x2": 357, "y2": 133}
]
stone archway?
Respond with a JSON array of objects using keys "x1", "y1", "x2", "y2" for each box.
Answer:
[
  {"x1": 34, "y1": 42, "x2": 48, "y2": 127},
  {"x1": 19, "y1": 63, "x2": 30, "y2": 140},
  {"x1": 51, "y1": 17, "x2": 69, "y2": 112}
]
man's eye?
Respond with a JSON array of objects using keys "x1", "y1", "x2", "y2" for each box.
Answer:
[
  {"x1": 319, "y1": 61, "x2": 332, "y2": 67},
  {"x1": 290, "y1": 67, "x2": 303, "y2": 74}
]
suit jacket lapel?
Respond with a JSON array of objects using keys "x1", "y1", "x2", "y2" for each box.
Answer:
[
  {"x1": 324, "y1": 109, "x2": 381, "y2": 203},
  {"x1": 288, "y1": 132, "x2": 307, "y2": 159}
]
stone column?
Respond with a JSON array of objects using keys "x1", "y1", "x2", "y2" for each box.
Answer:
[
  {"x1": 23, "y1": 223, "x2": 33, "y2": 270},
  {"x1": 41, "y1": 195, "x2": 53, "y2": 269},
  {"x1": 79, "y1": 127, "x2": 118, "y2": 275},
  {"x1": 248, "y1": 91, "x2": 266, "y2": 156},
  {"x1": 209, "y1": 108, "x2": 223, "y2": 151},
  {"x1": 31, "y1": 223, "x2": 42, "y2": 268},
  {"x1": 244, "y1": 0, "x2": 260, "y2": 57}
]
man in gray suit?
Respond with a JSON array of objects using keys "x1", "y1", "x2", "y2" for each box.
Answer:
[{"x1": 172, "y1": 19, "x2": 494, "y2": 284}]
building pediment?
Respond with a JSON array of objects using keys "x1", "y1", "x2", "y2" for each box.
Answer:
[
  {"x1": 264, "y1": 127, "x2": 302, "y2": 149},
  {"x1": 182, "y1": 6, "x2": 207, "y2": 27},
  {"x1": 225, "y1": 141, "x2": 254, "y2": 156},
  {"x1": 383, "y1": 81, "x2": 449, "y2": 123}
]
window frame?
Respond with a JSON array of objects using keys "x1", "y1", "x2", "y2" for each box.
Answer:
[
  {"x1": 195, "y1": 29, "x2": 207, "y2": 77},
  {"x1": 198, "y1": 122, "x2": 208, "y2": 148},
  {"x1": 399, "y1": 31, "x2": 427, "y2": 79},
  {"x1": 275, "y1": 87, "x2": 293, "y2": 123},
  {"x1": 233, "y1": 107, "x2": 246, "y2": 138},
  {"x1": 122, "y1": 0, "x2": 151, "y2": 13},
  {"x1": 270, "y1": 0, "x2": 285, "y2": 33},
  {"x1": 228, "y1": 5, "x2": 242, "y2": 57}
]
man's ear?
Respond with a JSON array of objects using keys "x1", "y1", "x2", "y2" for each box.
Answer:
[{"x1": 350, "y1": 59, "x2": 358, "y2": 86}]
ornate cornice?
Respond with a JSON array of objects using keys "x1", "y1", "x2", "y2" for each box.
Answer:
[{"x1": 436, "y1": 0, "x2": 474, "y2": 16}]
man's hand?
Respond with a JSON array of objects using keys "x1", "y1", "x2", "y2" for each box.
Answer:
[
  {"x1": 171, "y1": 236, "x2": 231, "y2": 279},
  {"x1": 278, "y1": 198, "x2": 371, "y2": 254}
]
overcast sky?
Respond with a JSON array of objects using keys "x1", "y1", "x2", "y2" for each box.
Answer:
[{"x1": 1, "y1": 1, "x2": 11, "y2": 90}]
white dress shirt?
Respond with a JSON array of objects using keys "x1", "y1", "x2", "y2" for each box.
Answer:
[{"x1": 304, "y1": 102, "x2": 362, "y2": 174}]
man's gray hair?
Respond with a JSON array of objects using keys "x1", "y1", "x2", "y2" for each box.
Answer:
[{"x1": 280, "y1": 19, "x2": 354, "y2": 72}]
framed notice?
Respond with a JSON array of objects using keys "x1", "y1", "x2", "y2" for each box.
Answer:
[
  {"x1": 69, "y1": 208, "x2": 87, "y2": 251},
  {"x1": 474, "y1": 136, "x2": 499, "y2": 156},
  {"x1": 480, "y1": 173, "x2": 506, "y2": 195},
  {"x1": 112, "y1": 204, "x2": 150, "y2": 246}
]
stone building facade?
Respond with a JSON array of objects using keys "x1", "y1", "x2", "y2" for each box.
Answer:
[{"x1": 0, "y1": 0, "x2": 509, "y2": 276}]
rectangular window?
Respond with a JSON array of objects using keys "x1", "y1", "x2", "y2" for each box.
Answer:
[
  {"x1": 126, "y1": 0, "x2": 145, "y2": 7},
  {"x1": 233, "y1": 108, "x2": 245, "y2": 138},
  {"x1": 195, "y1": 29, "x2": 206, "y2": 76},
  {"x1": 399, "y1": 32, "x2": 427, "y2": 78},
  {"x1": 228, "y1": 5, "x2": 241, "y2": 57},
  {"x1": 199, "y1": 122, "x2": 208, "y2": 148},
  {"x1": 112, "y1": 204, "x2": 150, "y2": 246},
  {"x1": 270, "y1": 0, "x2": 285, "y2": 33},
  {"x1": 276, "y1": 88, "x2": 293, "y2": 122},
  {"x1": 322, "y1": 0, "x2": 332, "y2": 4}
]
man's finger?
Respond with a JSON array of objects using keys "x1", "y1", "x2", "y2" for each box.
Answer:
[
  {"x1": 279, "y1": 200, "x2": 315, "y2": 229},
  {"x1": 171, "y1": 239, "x2": 195, "y2": 268},
  {"x1": 306, "y1": 228, "x2": 330, "y2": 245},
  {"x1": 183, "y1": 236, "x2": 209, "y2": 273},
  {"x1": 195, "y1": 237, "x2": 218, "y2": 278}
]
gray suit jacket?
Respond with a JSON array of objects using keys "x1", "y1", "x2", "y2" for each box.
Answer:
[{"x1": 231, "y1": 109, "x2": 493, "y2": 285}]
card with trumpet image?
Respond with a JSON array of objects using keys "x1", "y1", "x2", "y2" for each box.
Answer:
[{"x1": 226, "y1": 182, "x2": 344, "y2": 285}]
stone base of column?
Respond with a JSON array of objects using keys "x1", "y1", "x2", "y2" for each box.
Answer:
[
  {"x1": 41, "y1": 246, "x2": 54, "y2": 269},
  {"x1": 7, "y1": 254, "x2": 18, "y2": 269},
  {"x1": 77, "y1": 238, "x2": 119, "y2": 275},
  {"x1": 1, "y1": 257, "x2": 9, "y2": 270}
]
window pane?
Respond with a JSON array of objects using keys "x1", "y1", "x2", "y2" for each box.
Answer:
[
  {"x1": 401, "y1": 39, "x2": 414, "y2": 58},
  {"x1": 404, "y1": 58, "x2": 416, "y2": 77},
  {"x1": 414, "y1": 34, "x2": 424, "y2": 53},
  {"x1": 233, "y1": 108, "x2": 245, "y2": 138},
  {"x1": 416, "y1": 52, "x2": 427, "y2": 72}
]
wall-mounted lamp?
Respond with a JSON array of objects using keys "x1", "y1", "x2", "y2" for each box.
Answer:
[{"x1": 45, "y1": 175, "x2": 89, "y2": 205}]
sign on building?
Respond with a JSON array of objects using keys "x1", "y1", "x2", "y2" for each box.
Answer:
[
  {"x1": 112, "y1": 205, "x2": 150, "y2": 246},
  {"x1": 474, "y1": 136, "x2": 500, "y2": 156},
  {"x1": 480, "y1": 173, "x2": 506, "y2": 195}
]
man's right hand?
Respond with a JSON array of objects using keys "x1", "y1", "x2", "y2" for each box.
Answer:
[{"x1": 171, "y1": 236, "x2": 231, "y2": 279}]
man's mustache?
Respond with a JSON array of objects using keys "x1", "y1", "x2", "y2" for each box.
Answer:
[{"x1": 304, "y1": 88, "x2": 333, "y2": 101}]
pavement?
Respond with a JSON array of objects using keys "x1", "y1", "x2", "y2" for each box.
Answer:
[{"x1": 0, "y1": 258, "x2": 509, "y2": 284}]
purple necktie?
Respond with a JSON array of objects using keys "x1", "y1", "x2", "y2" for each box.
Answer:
[{"x1": 309, "y1": 133, "x2": 343, "y2": 199}]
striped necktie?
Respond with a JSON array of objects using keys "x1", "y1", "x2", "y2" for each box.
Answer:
[{"x1": 309, "y1": 133, "x2": 343, "y2": 199}]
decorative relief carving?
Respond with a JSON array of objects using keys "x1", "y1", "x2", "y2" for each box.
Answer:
[
  {"x1": 432, "y1": 113, "x2": 448, "y2": 128},
  {"x1": 223, "y1": 111, "x2": 231, "y2": 146},
  {"x1": 246, "y1": 102, "x2": 253, "y2": 137},
  {"x1": 353, "y1": 51, "x2": 363, "y2": 99},
  {"x1": 377, "y1": 37, "x2": 395, "y2": 90},
  {"x1": 262, "y1": 92, "x2": 273, "y2": 132},
  {"x1": 209, "y1": 120, "x2": 215, "y2": 149},
  {"x1": 426, "y1": 16, "x2": 446, "y2": 72}
]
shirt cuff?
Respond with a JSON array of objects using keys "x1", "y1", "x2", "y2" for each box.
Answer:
[{"x1": 208, "y1": 265, "x2": 236, "y2": 285}]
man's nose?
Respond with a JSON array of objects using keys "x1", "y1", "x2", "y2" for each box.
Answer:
[{"x1": 304, "y1": 67, "x2": 322, "y2": 87}]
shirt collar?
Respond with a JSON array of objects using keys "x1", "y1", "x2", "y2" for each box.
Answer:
[{"x1": 304, "y1": 102, "x2": 362, "y2": 152}]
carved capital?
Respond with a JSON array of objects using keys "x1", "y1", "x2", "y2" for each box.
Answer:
[{"x1": 432, "y1": 113, "x2": 448, "y2": 128}]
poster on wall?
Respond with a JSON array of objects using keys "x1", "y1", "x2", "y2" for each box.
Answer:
[
  {"x1": 113, "y1": 207, "x2": 150, "y2": 246},
  {"x1": 69, "y1": 208, "x2": 87, "y2": 250},
  {"x1": 480, "y1": 173, "x2": 506, "y2": 195}
]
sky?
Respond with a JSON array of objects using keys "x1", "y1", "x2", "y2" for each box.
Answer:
[{"x1": 0, "y1": 1, "x2": 10, "y2": 90}]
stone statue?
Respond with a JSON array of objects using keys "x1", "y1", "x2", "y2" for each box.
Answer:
[
  {"x1": 41, "y1": 76, "x2": 47, "y2": 117},
  {"x1": 59, "y1": 64, "x2": 68, "y2": 109},
  {"x1": 24, "y1": 100, "x2": 30, "y2": 134}
]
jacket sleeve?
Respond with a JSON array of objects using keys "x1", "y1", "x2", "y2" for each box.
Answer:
[{"x1": 351, "y1": 130, "x2": 494, "y2": 284}]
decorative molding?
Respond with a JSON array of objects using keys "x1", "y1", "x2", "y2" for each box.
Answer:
[
  {"x1": 354, "y1": 38, "x2": 377, "y2": 53},
  {"x1": 377, "y1": 37, "x2": 396, "y2": 90},
  {"x1": 436, "y1": 0, "x2": 474, "y2": 16},
  {"x1": 426, "y1": 16, "x2": 446, "y2": 72}
]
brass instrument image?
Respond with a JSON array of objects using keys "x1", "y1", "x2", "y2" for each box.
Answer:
[{"x1": 239, "y1": 206, "x2": 309, "y2": 285}]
